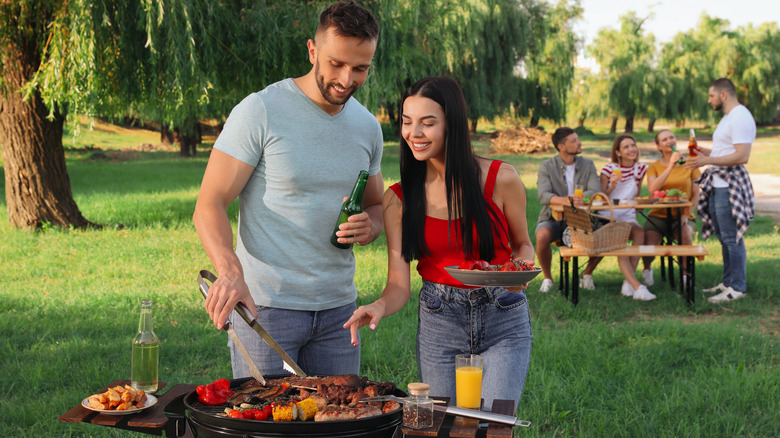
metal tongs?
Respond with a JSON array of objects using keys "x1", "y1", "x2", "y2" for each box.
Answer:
[
  {"x1": 360, "y1": 395, "x2": 531, "y2": 427},
  {"x1": 197, "y1": 270, "x2": 307, "y2": 378}
]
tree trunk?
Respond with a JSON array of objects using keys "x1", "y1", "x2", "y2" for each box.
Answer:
[
  {"x1": 174, "y1": 122, "x2": 200, "y2": 157},
  {"x1": 470, "y1": 118, "x2": 478, "y2": 133},
  {"x1": 529, "y1": 114, "x2": 540, "y2": 128},
  {"x1": 161, "y1": 124, "x2": 174, "y2": 145},
  {"x1": 0, "y1": 24, "x2": 97, "y2": 229},
  {"x1": 624, "y1": 116, "x2": 634, "y2": 133},
  {"x1": 647, "y1": 119, "x2": 655, "y2": 132},
  {"x1": 609, "y1": 117, "x2": 618, "y2": 134},
  {"x1": 577, "y1": 116, "x2": 585, "y2": 128},
  {"x1": 0, "y1": 33, "x2": 96, "y2": 230}
]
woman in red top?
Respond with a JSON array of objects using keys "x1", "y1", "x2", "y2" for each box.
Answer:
[{"x1": 343, "y1": 76, "x2": 534, "y2": 410}]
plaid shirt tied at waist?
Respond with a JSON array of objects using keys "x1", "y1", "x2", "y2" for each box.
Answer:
[{"x1": 696, "y1": 164, "x2": 754, "y2": 242}]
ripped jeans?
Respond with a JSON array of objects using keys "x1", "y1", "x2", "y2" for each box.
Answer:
[{"x1": 416, "y1": 280, "x2": 532, "y2": 411}]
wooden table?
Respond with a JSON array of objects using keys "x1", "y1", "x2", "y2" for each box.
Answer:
[
  {"x1": 559, "y1": 245, "x2": 708, "y2": 305},
  {"x1": 394, "y1": 398, "x2": 517, "y2": 438},
  {"x1": 60, "y1": 380, "x2": 521, "y2": 438},
  {"x1": 551, "y1": 200, "x2": 694, "y2": 290},
  {"x1": 58, "y1": 380, "x2": 196, "y2": 437}
]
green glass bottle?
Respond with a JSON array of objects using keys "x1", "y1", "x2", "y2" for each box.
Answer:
[
  {"x1": 131, "y1": 299, "x2": 160, "y2": 393},
  {"x1": 331, "y1": 170, "x2": 369, "y2": 249}
]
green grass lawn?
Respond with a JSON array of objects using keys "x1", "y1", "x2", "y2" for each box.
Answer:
[{"x1": 0, "y1": 120, "x2": 778, "y2": 437}]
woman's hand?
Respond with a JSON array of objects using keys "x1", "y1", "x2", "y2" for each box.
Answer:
[
  {"x1": 343, "y1": 300, "x2": 388, "y2": 346},
  {"x1": 503, "y1": 260, "x2": 536, "y2": 292},
  {"x1": 669, "y1": 152, "x2": 682, "y2": 167}
]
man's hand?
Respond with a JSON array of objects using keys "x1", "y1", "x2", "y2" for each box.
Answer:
[
  {"x1": 333, "y1": 197, "x2": 374, "y2": 246},
  {"x1": 684, "y1": 155, "x2": 707, "y2": 169},
  {"x1": 204, "y1": 272, "x2": 257, "y2": 330}
]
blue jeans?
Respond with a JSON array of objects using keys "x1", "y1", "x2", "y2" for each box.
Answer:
[
  {"x1": 709, "y1": 188, "x2": 747, "y2": 292},
  {"x1": 228, "y1": 302, "x2": 359, "y2": 378},
  {"x1": 416, "y1": 280, "x2": 532, "y2": 411}
]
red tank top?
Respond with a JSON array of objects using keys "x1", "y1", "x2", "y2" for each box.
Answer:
[{"x1": 390, "y1": 160, "x2": 511, "y2": 288}]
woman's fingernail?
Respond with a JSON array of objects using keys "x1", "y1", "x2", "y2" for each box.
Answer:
[{"x1": 370, "y1": 324, "x2": 376, "y2": 330}]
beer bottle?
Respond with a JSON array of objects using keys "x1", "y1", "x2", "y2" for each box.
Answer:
[
  {"x1": 670, "y1": 144, "x2": 685, "y2": 165},
  {"x1": 688, "y1": 129, "x2": 698, "y2": 158},
  {"x1": 331, "y1": 170, "x2": 369, "y2": 249},
  {"x1": 131, "y1": 299, "x2": 160, "y2": 393}
]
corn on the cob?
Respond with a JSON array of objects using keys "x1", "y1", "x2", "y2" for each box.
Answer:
[
  {"x1": 272, "y1": 400, "x2": 297, "y2": 421},
  {"x1": 295, "y1": 398, "x2": 318, "y2": 421}
]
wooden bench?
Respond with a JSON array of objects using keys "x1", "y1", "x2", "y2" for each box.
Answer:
[{"x1": 558, "y1": 245, "x2": 708, "y2": 305}]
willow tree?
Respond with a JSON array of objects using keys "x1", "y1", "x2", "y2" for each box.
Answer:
[
  {"x1": 588, "y1": 12, "x2": 656, "y2": 133},
  {"x1": 522, "y1": 0, "x2": 582, "y2": 127},
  {"x1": 0, "y1": 1, "x2": 96, "y2": 229},
  {"x1": 0, "y1": 1, "x2": 320, "y2": 229},
  {"x1": 451, "y1": 0, "x2": 532, "y2": 132}
]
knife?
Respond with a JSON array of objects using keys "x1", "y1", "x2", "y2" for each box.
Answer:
[
  {"x1": 223, "y1": 322, "x2": 266, "y2": 385},
  {"x1": 360, "y1": 395, "x2": 531, "y2": 427},
  {"x1": 197, "y1": 270, "x2": 308, "y2": 377}
]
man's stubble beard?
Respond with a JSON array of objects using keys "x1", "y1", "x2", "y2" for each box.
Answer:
[{"x1": 315, "y1": 60, "x2": 358, "y2": 106}]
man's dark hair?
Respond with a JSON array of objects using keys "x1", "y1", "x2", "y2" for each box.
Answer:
[
  {"x1": 710, "y1": 77, "x2": 736, "y2": 96},
  {"x1": 551, "y1": 127, "x2": 576, "y2": 150},
  {"x1": 317, "y1": 1, "x2": 379, "y2": 42}
]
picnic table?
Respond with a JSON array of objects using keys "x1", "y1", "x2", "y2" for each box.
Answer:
[
  {"x1": 550, "y1": 200, "x2": 706, "y2": 303},
  {"x1": 59, "y1": 379, "x2": 520, "y2": 438}
]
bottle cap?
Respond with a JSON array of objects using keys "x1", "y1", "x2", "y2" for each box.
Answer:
[{"x1": 407, "y1": 382, "x2": 430, "y2": 395}]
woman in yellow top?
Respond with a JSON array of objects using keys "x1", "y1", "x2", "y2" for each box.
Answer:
[{"x1": 640, "y1": 129, "x2": 701, "y2": 285}]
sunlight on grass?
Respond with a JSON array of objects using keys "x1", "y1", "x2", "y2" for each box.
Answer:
[{"x1": 0, "y1": 120, "x2": 778, "y2": 437}]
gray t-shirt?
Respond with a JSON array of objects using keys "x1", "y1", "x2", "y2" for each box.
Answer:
[{"x1": 214, "y1": 78, "x2": 383, "y2": 311}]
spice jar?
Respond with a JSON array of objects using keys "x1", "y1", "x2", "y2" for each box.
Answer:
[{"x1": 403, "y1": 382, "x2": 434, "y2": 429}]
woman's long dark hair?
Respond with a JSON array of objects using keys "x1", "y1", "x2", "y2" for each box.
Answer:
[{"x1": 399, "y1": 76, "x2": 507, "y2": 262}]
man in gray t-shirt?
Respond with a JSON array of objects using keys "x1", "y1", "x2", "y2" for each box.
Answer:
[{"x1": 193, "y1": 2, "x2": 383, "y2": 378}]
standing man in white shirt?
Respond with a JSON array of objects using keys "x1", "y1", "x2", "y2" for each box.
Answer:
[{"x1": 685, "y1": 78, "x2": 756, "y2": 303}]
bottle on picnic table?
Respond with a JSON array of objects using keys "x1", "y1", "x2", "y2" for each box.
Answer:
[
  {"x1": 330, "y1": 170, "x2": 369, "y2": 249},
  {"x1": 131, "y1": 299, "x2": 160, "y2": 393}
]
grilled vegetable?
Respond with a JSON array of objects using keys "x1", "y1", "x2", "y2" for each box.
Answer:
[
  {"x1": 295, "y1": 398, "x2": 318, "y2": 421},
  {"x1": 272, "y1": 400, "x2": 298, "y2": 421}
]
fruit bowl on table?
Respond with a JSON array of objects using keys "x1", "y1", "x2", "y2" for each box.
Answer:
[
  {"x1": 634, "y1": 197, "x2": 660, "y2": 205},
  {"x1": 445, "y1": 265, "x2": 542, "y2": 287}
]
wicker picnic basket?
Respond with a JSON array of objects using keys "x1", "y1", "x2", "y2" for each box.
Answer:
[{"x1": 565, "y1": 192, "x2": 631, "y2": 254}]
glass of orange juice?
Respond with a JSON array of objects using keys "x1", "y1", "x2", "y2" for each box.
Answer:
[
  {"x1": 574, "y1": 184, "x2": 584, "y2": 197},
  {"x1": 613, "y1": 169, "x2": 622, "y2": 180},
  {"x1": 455, "y1": 354, "x2": 483, "y2": 409}
]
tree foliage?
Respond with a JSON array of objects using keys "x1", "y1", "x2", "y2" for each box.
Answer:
[
  {"x1": 521, "y1": 0, "x2": 582, "y2": 127},
  {"x1": 579, "y1": 12, "x2": 780, "y2": 130}
]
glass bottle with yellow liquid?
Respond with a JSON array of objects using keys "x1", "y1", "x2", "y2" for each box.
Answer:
[{"x1": 131, "y1": 299, "x2": 160, "y2": 393}]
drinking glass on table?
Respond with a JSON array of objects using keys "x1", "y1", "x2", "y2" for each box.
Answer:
[
  {"x1": 455, "y1": 354, "x2": 483, "y2": 409},
  {"x1": 574, "y1": 184, "x2": 584, "y2": 198}
]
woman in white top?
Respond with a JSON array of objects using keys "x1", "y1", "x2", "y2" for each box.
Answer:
[{"x1": 599, "y1": 134, "x2": 655, "y2": 301}]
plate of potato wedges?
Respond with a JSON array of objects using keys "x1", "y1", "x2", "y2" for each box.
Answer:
[{"x1": 82, "y1": 384, "x2": 157, "y2": 415}]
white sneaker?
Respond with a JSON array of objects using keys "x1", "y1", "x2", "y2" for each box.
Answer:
[
  {"x1": 580, "y1": 274, "x2": 596, "y2": 290},
  {"x1": 621, "y1": 280, "x2": 634, "y2": 297},
  {"x1": 642, "y1": 268, "x2": 654, "y2": 286},
  {"x1": 539, "y1": 278, "x2": 554, "y2": 293},
  {"x1": 703, "y1": 283, "x2": 726, "y2": 294},
  {"x1": 633, "y1": 285, "x2": 657, "y2": 301},
  {"x1": 707, "y1": 287, "x2": 745, "y2": 303}
]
